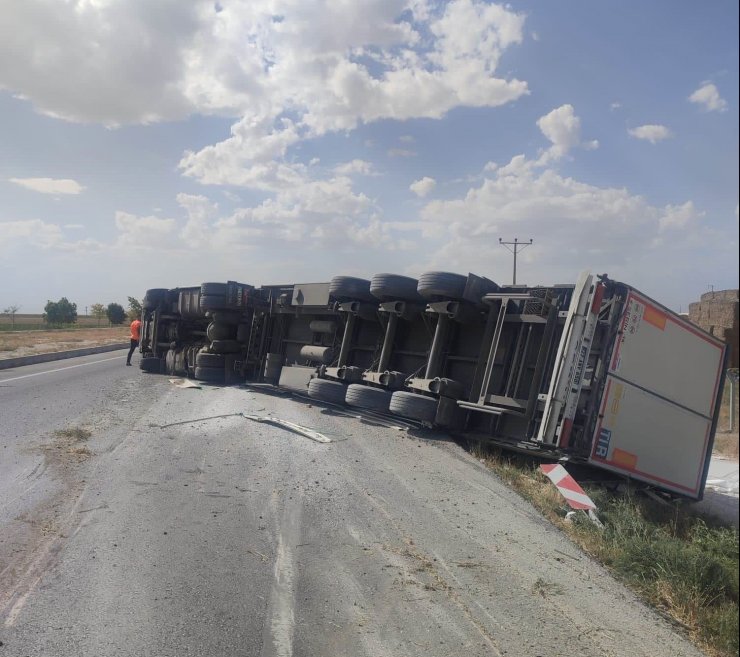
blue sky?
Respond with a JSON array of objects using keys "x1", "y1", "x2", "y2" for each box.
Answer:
[{"x1": 1, "y1": 0, "x2": 737, "y2": 314}]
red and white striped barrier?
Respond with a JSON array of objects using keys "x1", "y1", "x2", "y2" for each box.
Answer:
[{"x1": 540, "y1": 464, "x2": 596, "y2": 510}]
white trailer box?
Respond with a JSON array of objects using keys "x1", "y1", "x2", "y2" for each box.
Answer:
[{"x1": 588, "y1": 290, "x2": 726, "y2": 498}]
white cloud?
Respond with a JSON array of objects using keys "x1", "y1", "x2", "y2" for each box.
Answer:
[
  {"x1": 535, "y1": 104, "x2": 598, "y2": 164},
  {"x1": 177, "y1": 192, "x2": 218, "y2": 243},
  {"x1": 114, "y1": 211, "x2": 176, "y2": 247},
  {"x1": 333, "y1": 159, "x2": 377, "y2": 176},
  {"x1": 399, "y1": 135, "x2": 415, "y2": 143},
  {"x1": 688, "y1": 83, "x2": 727, "y2": 112},
  {"x1": 0, "y1": 219, "x2": 103, "y2": 253},
  {"x1": 176, "y1": 0, "x2": 527, "y2": 189},
  {"x1": 64, "y1": 223, "x2": 85, "y2": 229},
  {"x1": 9, "y1": 177, "x2": 85, "y2": 195},
  {"x1": 415, "y1": 153, "x2": 706, "y2": 284},
  {"x1": 0, "y1": 219, "x2": 63, "y2": 248},
  {"x1": 387, "y1": 148, "x2": 417, "y2": 158},
  {"x1": 1, "y1": 0, "x2": 528, "y2": 135},
  {"x1": 628, "y1": 124, "x2": 672, "y2": 144},
  {"x1": 410, "y1": 177, "x2": 437, "y2": 197}
]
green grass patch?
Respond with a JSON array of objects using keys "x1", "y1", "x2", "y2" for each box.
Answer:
[{"x1": 470, "y1": 444, "x2": 739, "y2": 657}]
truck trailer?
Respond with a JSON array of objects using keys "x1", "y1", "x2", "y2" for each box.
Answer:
[{"x1": 138, "y1": 271, "x2": 727, "y2": 501}]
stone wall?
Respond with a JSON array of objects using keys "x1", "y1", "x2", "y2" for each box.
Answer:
[{"x1": 688, "y1": 289, "x2": 739, "y2": 369}]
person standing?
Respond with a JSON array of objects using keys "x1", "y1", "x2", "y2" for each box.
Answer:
[{"x1": 127, "y1": 317, "x2": 142, "y2": 366}]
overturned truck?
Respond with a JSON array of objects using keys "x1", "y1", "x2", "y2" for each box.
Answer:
[{"x1": 139, "y1": 271, "x2": 728, "y2": 500}]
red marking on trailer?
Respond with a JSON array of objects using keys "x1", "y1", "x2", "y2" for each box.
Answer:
[{"x1": 559, "y1": 418, "x2": 574, "y2": 448}]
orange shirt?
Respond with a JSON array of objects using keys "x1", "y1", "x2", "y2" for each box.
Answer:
[{"x1": 130, "y1": 319, "x2": 142, "y2": 340}]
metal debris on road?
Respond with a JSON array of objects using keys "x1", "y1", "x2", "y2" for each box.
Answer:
[{"x1": 241, "y1": 413, "x2": 332, "y2": 443}]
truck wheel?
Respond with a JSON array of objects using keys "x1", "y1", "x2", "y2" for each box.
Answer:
[
  {"x1": 194, "y1": 366, "x2": 225, "y2": 383},
  {"x1": 417, "y1": 271, "x2": 467, "y2": 301},
  {"x1": 200, "y1": 282, "x2": 229, "y2": 296},
  {"x1": 210, "y1": 340, "x2": 241, "y2": 354},
  {"x1": 199, "y1": 294, "x2": 231, "y2": 311},
  {"x1": 370, "y1": 274, "x2": 422, "y2": 302},
  {"x1": 345, "y1": 384, "x2": 392, "y2": 412},
  {"x1": 389, "y1": 391, "x2": 438, "y2": 423},
  {"x1": 207, "y1": 322, "x2": 235, "y2": 342},
  {"x1": 196, "y1": 352, "x2": 225, "y2": 368},
  {"x1": 139, "y1": 356, "x2": 163, "y2": 373},
  {"x1": 307, "y1": 378, "x2": 347, "y2": 404},
  {"x1": 143, "y1": 288, "x2": 168, "y2": 311},
  {"x1": 329, "y1": 276, "x2": 374, "y2": 302}
]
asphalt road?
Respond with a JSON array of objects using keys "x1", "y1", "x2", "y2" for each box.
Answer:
[{"x1": 0, "y1": 353, "x2": 704, "y2": 657}]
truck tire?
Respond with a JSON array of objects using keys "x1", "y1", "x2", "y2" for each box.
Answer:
[
  {"x1": 200, "y1": 282, "x2": 229, "y2": 296},
  {"x1": 417, "y1": 271, "x2": 467, "y2": 301},
  {"x1": 370, "y1": 274, "x2": 422, "y2": 302},
  {"x1": 329, "y1": 276, "x2": 374, "y2": 302},
  {"x1": 143, "y1": 288, "x2": 168, "y2": 311},
  {"x1": 345, "y1": 384, "x2": 392, "y2": 412},
  {"x1": 199, "y1": 294, "x2": 231, "y2": 311},
  {"x1": 139, "y1": 356, "x2": 162, "y2": 373},
  {"x1": 196, "y1": 352, "x2": 225, "y2": 368},
  {"x1": 194, "y1": 366, "x2": 225, "y2": 383},
  {"x1": 307, "y1": 378, "x2": 347, "y2": 404},
  {"x1": 207, "y1": 322, "x2": 235, "y2": 342},
  {"x1": 210, "y1": 340, "x2": 241, "y2": 354},
  {"x1": 389, "y1": 391, "x2": 438, "y2": 423}
]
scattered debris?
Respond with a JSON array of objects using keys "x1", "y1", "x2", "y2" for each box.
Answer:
[
  {"x1": 154, "y1": 413, "x2": 245, "y2": 429},
  {"x1": 241, "y1": 414, "x2": 332, "y2": 443},
  {"x1": 168, "y1": 378, "x2": 202, "y2": 389},
  {"x1": 152, "y1": 411, "x2": 332, "y2": 443}
]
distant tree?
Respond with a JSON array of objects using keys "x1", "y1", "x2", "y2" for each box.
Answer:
[
  {"x1": 44, "y1": 298, "x2": 78, "y2": 326},
  {"x1": 90, "y1": 303, "x2": 106, "y2": 327},
  {"x1": 3, "y1": 304, "x2": 21, "y2": 328},
  {"x1": 106, "y1": 302, "x2": 126, "y2": 325},
  {"x1": 127, "y1": 296, "x2": 142, "y2": 322}
]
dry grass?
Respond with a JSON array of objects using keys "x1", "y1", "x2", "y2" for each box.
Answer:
[
  {"x1": 0, "y1": 327, "x2": 128, "y2": 358},
  {"x1": 714, "y1": 433, "x2": 739, "y2": 461},
  {"x1": 54, "y1": 427, "x2": 93, "y2": 442},
  {"x1": 47, "y1": 426, "x2": 94, "y2": 460},
  {"x1": 470, "y1": 444, "x2": 739, "y2": 657}
]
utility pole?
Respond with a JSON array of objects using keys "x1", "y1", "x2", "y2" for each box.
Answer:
[{"x1": 499, "y1": 237, "x2": 533, "y2": 285}]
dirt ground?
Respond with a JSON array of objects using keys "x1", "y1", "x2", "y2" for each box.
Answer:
[
  {"x1": 714, "y1": 432, "x2": 740, "y2": 461},
  {"x1": 0, "y1": 327, "x2": 129, "y2": 359}
]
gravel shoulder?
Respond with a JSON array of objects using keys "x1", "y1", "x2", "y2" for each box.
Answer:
[{"x1": 1, "y1": 372, "x2": 705, "y2": 657}]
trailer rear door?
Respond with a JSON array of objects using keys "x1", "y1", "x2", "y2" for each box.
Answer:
[{"x1": 589, "y1": 290, "x2": 726, "y2": 498}]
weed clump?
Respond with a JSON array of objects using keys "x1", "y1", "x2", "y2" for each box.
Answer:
[{"x1": 471, "y1": 444, "x2": 739, "y2": 657}]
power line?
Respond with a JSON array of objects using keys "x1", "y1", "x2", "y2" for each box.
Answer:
[{"x1": 499, "y1": 237, "x2": 533, "y2": 285}]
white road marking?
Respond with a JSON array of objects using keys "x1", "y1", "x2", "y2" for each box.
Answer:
[{"x1": 0, "y1": 355, "x2": 124, "y2": 383}]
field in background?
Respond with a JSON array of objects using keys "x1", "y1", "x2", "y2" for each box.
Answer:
[
  {"x1": 0, "y1": 313, "x2": 116, "y2": 331},
  {"x1": 0, "y1": 327, "x2": 129, "y2": 359}
]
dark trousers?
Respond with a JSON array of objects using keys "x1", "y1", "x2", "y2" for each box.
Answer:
[{"x1": 127, "y1": 339, "x2": 139, "y2": 364}]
